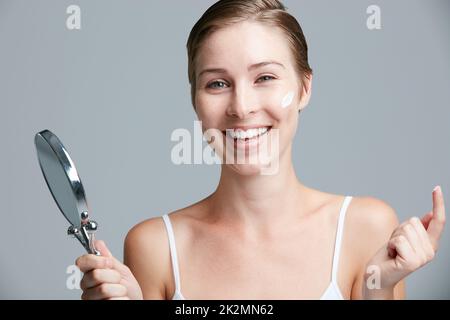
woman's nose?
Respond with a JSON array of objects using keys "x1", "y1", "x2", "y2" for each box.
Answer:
[{"x1": 226, "y1": 84, "x2": 258, "y2": 119}]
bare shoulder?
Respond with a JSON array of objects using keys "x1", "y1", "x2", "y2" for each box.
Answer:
[
  {"x1": 123, "y1": 202, "x2": 204, "y2": 300},
  {"x1": 348, "y1": 196, "x2": 399, "y2": 234},
  {"x1": 125, "y1": 216, "x2": 169, "y2": 256},
  {"x1": 124, "y1": 216, "x2": 171, "y2": 299},
  {"x1": 345, "y1": 196, "x2": 400, "y2": 260}
]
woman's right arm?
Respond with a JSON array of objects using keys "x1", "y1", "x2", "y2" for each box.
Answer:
[{"x1": 124, "y1": 217, "x2": 170, "y2": 299}]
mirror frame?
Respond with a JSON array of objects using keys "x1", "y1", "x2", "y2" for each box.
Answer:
[{"x1": 35, "y1": 129, "x2": 89, "y2": 226}]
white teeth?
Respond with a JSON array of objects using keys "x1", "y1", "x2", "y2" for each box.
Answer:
[{"x1": 226, "y1": 127, "x2": 270, "y2": 140}]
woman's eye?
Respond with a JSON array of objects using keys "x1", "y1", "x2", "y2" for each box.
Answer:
[
  {"x1": 207, "y1": 81, "x2": 228, "y2": 89},
  {"x1": 256, "y1": 75, "x2": 275, "y2": 83},
  {"x1": 206, "y1": 76, "x2": 275, "y2": 89}
]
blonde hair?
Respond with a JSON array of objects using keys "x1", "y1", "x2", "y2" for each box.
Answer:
[{"x1": 186, "y1": 0, "x2": 313, "y2": 109}]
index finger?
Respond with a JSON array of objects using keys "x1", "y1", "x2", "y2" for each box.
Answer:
[
  {"x1": 427, "y1": 185, "x2": 446, "y2": 250},
  {"x1": 75, "y1": 254, "x2": 113, "y2": 273}
]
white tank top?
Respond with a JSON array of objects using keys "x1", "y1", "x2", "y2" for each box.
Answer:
[{"x1": 162, "y1": 195, "x2": 353, "y2": 300}]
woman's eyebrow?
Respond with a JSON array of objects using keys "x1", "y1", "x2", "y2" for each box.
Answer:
[
  {"x1": 198, "y1": 67, "x2": 227, "y2": 78},
  {"x1": 248, "y1": 60, "x2": 285, "y2": 71},
  {"x1": 198, "y1": 61, "x2": 285, "y2": 78}
]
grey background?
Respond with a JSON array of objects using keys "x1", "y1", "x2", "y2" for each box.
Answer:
[{"x1": 0, "y1": 0, "x2": 449, "y2": 299}]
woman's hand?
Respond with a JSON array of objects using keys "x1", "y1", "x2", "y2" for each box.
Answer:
[
  {"x1": 364, "y1": 186, "x2": 446, "y2": 298},
  {"x1": 76, "y1": 240, "x2": 143, "y2": 300}
]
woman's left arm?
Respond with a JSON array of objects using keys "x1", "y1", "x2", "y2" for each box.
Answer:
[{"x1": 362, "y1": 186, "x2": 446, "y2": 299}]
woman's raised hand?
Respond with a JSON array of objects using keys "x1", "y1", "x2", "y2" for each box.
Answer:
[
  {"x1": 365, "y1": 186, "x2": 446, "y2": 298},
  {"x1": 76, "y1": 240, "x2": 143, "y2": 300}
]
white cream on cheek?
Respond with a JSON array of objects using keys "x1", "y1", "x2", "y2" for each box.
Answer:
[{"x1": 281, "y1": 91, "x2": 295, "y2": 109}]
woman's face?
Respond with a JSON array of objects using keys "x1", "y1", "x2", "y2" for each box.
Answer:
[{"x1": 194, "y1": 21, "x2": 312, "y2": 176}]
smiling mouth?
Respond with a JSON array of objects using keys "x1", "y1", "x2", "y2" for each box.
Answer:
[{"x1": 221, "y1": 126, "x2": 272, "y2": 141}]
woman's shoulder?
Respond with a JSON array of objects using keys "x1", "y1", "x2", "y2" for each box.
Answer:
[
  {"x1": 313, "y1": 190, "x2": 400, "y2": 255},
  {"x1": 124, "y1": 215, "x2": 172, "y2": 298},
  {"x1": 346, "y1": 195, "x2": 399, "y2": 234},
  {"x1": 126, "y1": 216, "x2": 165, "y2": 243},
  {"x1": 126, "y1": 197, "x2": 206, "y2": 236},
  {"x1": 315, "y1": 190, "x2": 398, "y2": 235},
  {"x1": 123, "y1": 203, "x2": 207, "y2": 298},
  {"x1": 313, "y1": 189, "x2": 399, "y2": 229},
  {"x1": 344, "y1": 195, "x2": 400, "y2": 260},
  {"x1": 125, "y1": 200, "x2": 206, "y2": 254}
]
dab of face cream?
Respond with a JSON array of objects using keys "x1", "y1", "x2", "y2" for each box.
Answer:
[{"x1": 281, "y1": 91, "x2": 294, "y2": 109}]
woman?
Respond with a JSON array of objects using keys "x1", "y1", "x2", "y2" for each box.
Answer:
[{"x1": 75, "y1": 0, "x2": 446, "y2": 300}]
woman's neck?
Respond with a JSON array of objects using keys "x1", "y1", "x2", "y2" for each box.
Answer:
[{"x1": 209, "y1": 150, "x2": 310, "y2": 232}]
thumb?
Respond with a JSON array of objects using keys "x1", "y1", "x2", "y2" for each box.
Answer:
[{"x1": 94, "y1": 239, "x2": 113, "y2": 258}]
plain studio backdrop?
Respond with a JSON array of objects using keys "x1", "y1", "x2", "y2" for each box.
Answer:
[{"x1": 0, "y1": 0, "x2": 449, "y2": 299}]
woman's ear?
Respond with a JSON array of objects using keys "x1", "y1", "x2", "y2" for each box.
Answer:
[{"x1": 298, "y1": 74, "x2": 313, "y2": 112}]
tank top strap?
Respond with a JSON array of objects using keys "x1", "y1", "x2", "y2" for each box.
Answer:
[
  {"x1": 162, "y1": 214, "x2": 182, "y2": 292},
  {"x1": 331, "y1": 196, "x2": 353, "y2": 282}
]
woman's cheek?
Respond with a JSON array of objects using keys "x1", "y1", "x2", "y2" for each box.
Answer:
[
  {"x1": 195, "y1": 95, "x2": 223, "y2": 127},
  {"x1": 273, "y1": 90, "x2": 300, "y2": 141},
  {"x1": 264, "y1": 89, "x2": 298, "y2": 121},
  {"x1": 281, "y1": 90, "x2": 295, "y2": 109}
]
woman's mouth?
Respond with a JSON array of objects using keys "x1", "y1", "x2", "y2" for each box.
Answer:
[
  {"x1": 221, "y1": 126, "x2": 273, "y2": 151},
  {"x1": 222, "y1": 126, "x2": 272, "y2": 141}
]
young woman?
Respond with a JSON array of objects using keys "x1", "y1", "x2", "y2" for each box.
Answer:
[{"x1": 75, "y1": 0, "x2": 446, "y2": 300}]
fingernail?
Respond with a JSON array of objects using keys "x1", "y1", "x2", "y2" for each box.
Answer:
[{"x1": 433, "y1": 185, "x2": 441, "y2": 193}]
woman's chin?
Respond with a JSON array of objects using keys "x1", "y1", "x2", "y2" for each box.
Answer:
[{"x1": 227, "y1": 163, "x2": 270, "y2": 176}]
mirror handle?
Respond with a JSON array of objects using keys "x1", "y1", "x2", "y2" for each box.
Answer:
[
  {"x1": 84, "y1": 220, "x2": 100, "y2": 256},
  {"x1": 87, "y1": 224, "x2": 100, "y2": 256},
  {"x1": 68, "y1": 220, "x2": 100, "y2": 255}
]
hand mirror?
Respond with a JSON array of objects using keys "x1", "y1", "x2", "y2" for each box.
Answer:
[{"x1": 34, "y1": 129, "x2": 100, "y2": 255}]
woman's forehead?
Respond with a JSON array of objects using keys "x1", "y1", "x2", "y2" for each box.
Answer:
[{"x1": 197, "y1": 21, "x2": 293, "y2": 70}]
